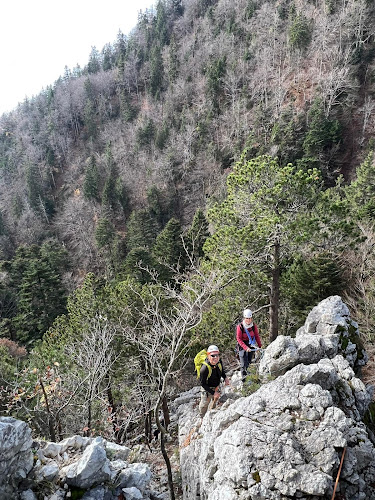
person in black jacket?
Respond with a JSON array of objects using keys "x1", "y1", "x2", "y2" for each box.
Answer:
[{"x1": 199, "y1": 345, "x2": 229, "y2": 417}]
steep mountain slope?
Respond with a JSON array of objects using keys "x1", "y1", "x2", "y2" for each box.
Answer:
[{"x1": 0, "y1": 0, "x2": 374, "y2": 276}]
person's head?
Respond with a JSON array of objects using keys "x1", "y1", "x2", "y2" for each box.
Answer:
[
  {"x1": 243, "y1": 308, "x2": 253, "y2": 326},
  {"x1": 207, "y1": 345, "x2": 220, "y2": 365}
]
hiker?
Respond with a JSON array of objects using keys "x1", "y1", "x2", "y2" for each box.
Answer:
[
  {"x1": 236, "y1": 308, "x2": 262, "y2": 380},
  {"x1": 199, "y1": 345, "x2": 229, "y2": 417}
]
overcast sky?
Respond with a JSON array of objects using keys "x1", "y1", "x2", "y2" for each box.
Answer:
[{"x1": 0, "y1": 0, "x2": 154, "y2": 115}]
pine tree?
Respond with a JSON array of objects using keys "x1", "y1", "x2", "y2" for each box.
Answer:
[
  {"x1": 149, "y1": 45, "x2": 164, "y2": 97},
  {"x1": 282, "y1": 253, "x2": 344, "y2": 329},
  {"x1": 8, "y1": 241, "x2": 68, "y2": 344},
  {"x1": 95, "y1": 217, "x2": 115, "y2": 249},
  {"x1": 123, "y1": 247, "x2": 156, "y2": 284},
  {"x1": 153, "y1": 217, "x2": 185, "y2": 281},
  {"x1": 87, "y1": 46, "x2": 101, "y2": 74},
  {"x1": 346, "y1": 152, "x2": 375, "y2": 220},
  {"x1": 205, "y1": 154, "x2": 331, "y2": 342},
  {"x1": 126, "y1": 209, "x2": 160, "y2": 252},
  {"x1": 83, "y1": 156, "x2": 99, "y2": 201},
  {"x1": 185, "y1": 208, "x2": 209, "y2": 260}
]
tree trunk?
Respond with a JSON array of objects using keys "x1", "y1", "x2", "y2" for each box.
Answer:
[
  {"x1": 160, "y1": 431, "x2": 175, "y2": 500},
  {"x1": 145, "y1": 410, "x2": 152, "y2": 443},
  {"x1": 156, "y1": 399, "x2": 175, "y2": 500},
  {"x1": 162, "y1": 395, "x2": 170, "y2": 430},
  {"x1": 269, "y1": 241, "x2": 280, "y2": 343},
  {"x1": 39, "y1": 378, "x2": 56, "y2": 442},
  {"x1": 106, "y1": 380, "x2": 120, "y2": 441}
]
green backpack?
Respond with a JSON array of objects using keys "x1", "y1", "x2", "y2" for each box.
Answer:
[{"x1": 194, "y1": 349, "x2": 222, "y2": 379}]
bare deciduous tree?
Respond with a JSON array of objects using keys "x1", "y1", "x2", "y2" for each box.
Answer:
[{"x1": 118, "y1": 258, "x2": 232, "y2": 499}]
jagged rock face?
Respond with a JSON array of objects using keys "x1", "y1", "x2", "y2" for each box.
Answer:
[
  {"x1": 259, "y1": 295, "x2": 368, "y2": 378},
  {"x1": 178, "y1": 357, "x2": 375, "y2": 500},
  {"x1": 0, "y1": 423, "x2": 164, "y2": 500},
  {"x1": 177, "y1": 297, "x2": 375, "y2": 500},
  {"x1": 0, "y1": 417, "x2": 34, "y2": 499}
]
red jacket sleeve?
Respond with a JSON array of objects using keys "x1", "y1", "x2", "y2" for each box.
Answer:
[{"x1": 236, "y1": 324, "x2": 248, "y2": 350}]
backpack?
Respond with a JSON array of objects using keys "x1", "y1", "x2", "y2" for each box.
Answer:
[{"x1": 194, "y1": 349, "x2": 222, "y2": 379}]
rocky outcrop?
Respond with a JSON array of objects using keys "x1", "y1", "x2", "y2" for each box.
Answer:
[
  {"x1": 0, "y1": 421, "x2": 166, "y2": 500},
  {"x1": 259, "y1": 295, "x2": 368, "y2": 378},
  {"x1": 0, "y1": 417, "x2": 34, "y2": 499},
  {"x1": 177, "y1": 296, "x2": 375, "y2": 499}
]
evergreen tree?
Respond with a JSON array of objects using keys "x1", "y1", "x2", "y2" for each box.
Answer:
[
  {"x1": 153, "y1": 217, "x2": 185, "y2": 281},
  {"x1": 102, "y1": 43, "x2": 115, "y2": 71},
  {"x1": 282, "y1": 253, "x2": 344, "y2": 330},
  {"x1": 147, "y1": 185, "x2": 171, "y2": 226},
  {"x1": 87, "y1": 46, "x2": 101, "y2": 74},
  {"x1": 102, "y1": 145, "x2": 119, "y2": 210},
  {"x1": 83, "y1": 156, "x2": 99, "y2": 201},
  {"x1": 346, "y1": 152, "x2": 375, "y2": 220},
  {"x1": 205, "y1": 154, "x2": 328, "y2": 341},
  {"x1": 95, "y1": 217, "x2": 115, "y2": 249},
  {"x1": 156, "y1": 0, "x2": 169, "y2": 46},
  {"x1": 126, "y1": 209, "x2": 160, "y2": 252},
  {"x1": 115, "y1": 30, "x2": 127, "y2": 68},
  {"x1": 6, "y1": 241, "x2": 68, "y2": 344},
  {"x1": 0, "y1": 210, "x2": 5, "y2": 236},
  {"x1": 185, "y1": 208, "x2": 209, "y2": 260},
  {"x1": 288, "y1": 14, "x2": 311, "y2": 51},
  {"x1": 115, "y1": 179, "x2": 130, "y2": 216},
  {"x1": 168, "y1": 35, "x2": 179, "y2": 84},
  {"x1": 123, "y1": 247, "x2": 156, "y2": 284},
  {"x1": 302, "y1": 98, "x2": 342, "y2": 160},
  {"x1": 149, "y1": 45, "x2": 164, "y2": 97},
  {"x1": 119, "y1": 91, "x2": 137, "y2": 122},
  {"x1": 83, "y1": 98, "x2": 97, "y2": 140},
  {"x1": 102, "y1": 175, "x2": 117, "y2": 210}
]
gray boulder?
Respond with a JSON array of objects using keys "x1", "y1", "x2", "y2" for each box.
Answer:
[
  {"x1": 259, "y1": 295, "x2": 368, "y2": 377},
  {"x1": 122, "y1": 486, "x2": 144, "y2": 499},
  {"x1": 116, "y1": 462, "x2": 152, "y2": 492},
  {"x1": 61, "y1": 437, "x2": 111, "y2": 489}
]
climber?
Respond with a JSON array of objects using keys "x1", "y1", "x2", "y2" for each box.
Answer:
[
  {"x1": 199, "y1": 345, "x2": 229, "y2": 417},
  {"x1": 236, "y1": 308, "x2": 262, "y2": 380}
]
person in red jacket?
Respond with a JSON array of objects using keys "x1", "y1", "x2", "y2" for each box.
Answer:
[{"x1": 236, "y1": 308, "x2": 262, "y2": 380}]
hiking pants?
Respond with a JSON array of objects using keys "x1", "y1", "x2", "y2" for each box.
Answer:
[
  {"x1": 199, "y1": 387, "x2": 217, "y2": 417},
  {"x1": 239, "y1": 349, "x2": 254, "y2": 377}
]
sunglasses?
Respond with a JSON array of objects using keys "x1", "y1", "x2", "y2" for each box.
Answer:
[{"x1": 210, "y1": 354, "x2": 220, "y2": 358}]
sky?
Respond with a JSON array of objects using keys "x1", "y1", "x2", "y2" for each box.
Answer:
[{"x1": 0, "y1": 0, "x2": 154, "y2": 115}]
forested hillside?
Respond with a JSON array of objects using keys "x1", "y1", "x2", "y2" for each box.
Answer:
[{"x1": 1, "y1": 0, "x2": 375, "y2": 477}]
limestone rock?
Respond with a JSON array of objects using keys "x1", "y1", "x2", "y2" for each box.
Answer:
[
  {"x1": 61, "y1": 438, "x2": 111, "y2": 489},
  {"x1": 179, "y1": 355, "x2": 375, "y2": 499},
  {"x1": 259, "y1": 295, "x2": 368, "y2": 377},
  {"x1": 0, "y1": 417, "x2": 34, "y2": 499},
  {"x1": 116, "y1": 462, "x2": 152, "y2": 492}
]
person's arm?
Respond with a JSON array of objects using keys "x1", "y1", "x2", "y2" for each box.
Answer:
[
  {"x1": 221, "y1": 362, "x2": 230, "y2": 385},
  {"x1": 200, "y1": 364, "x2": 215, "y2": 394},
  {"x1": 236, "y1": 324, "x2": 249, "y2": 351},
  {"x1": 254, "y1": 324, "x2": 262, "y2": 348}
]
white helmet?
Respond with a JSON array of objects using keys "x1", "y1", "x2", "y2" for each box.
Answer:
[
  {"x1": 207, "y1": 345, "x2": 219, "y2": 354},
  {"x1": 243, "y1": 309, "x2": 253, "y2": 318}
]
